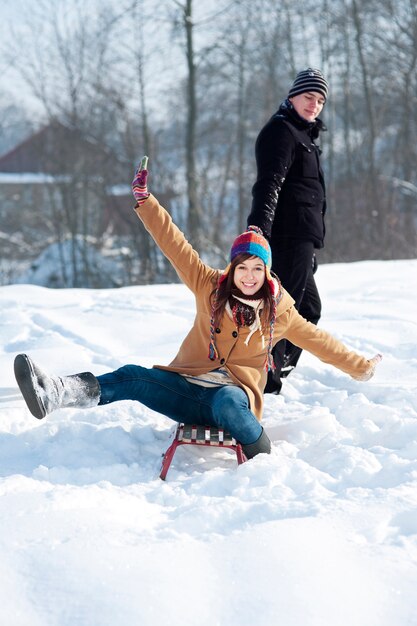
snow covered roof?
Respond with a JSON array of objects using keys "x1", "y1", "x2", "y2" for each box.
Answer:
[{"x1": 0, "y1": 172, "x2": 70, "y2": 184}]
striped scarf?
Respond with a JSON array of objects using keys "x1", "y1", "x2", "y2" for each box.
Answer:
[{"x1": 208, "y1": 285, "x2": 281, "y2": 372}]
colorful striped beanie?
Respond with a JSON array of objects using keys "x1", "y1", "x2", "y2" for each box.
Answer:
[{"x1": 230, "y1": 225, "x2": 272, "y2": 268}]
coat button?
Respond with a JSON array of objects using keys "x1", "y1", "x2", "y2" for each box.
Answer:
[
  {"x1": 232, "y1": 331, "x2": 238, "y2": 338},
  {"x1": 215, "y1": 327, "x2": 221, "y2": 333},
  {"x1": 220, "y1": 358, "x2": 225, "y2": 365}
]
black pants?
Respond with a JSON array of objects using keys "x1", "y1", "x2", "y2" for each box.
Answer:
[{"x1": 265, "y1": 239, "x2": 322, "y2": 393}]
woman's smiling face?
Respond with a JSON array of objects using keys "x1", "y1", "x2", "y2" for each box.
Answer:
[{"x1": 233, "y1": 256, "x2": 266, "y2": 295}]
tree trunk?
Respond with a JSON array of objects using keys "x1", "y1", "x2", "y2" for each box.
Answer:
[{"x1": 183, "y1": 0, "x2": 201, "y2": 245}]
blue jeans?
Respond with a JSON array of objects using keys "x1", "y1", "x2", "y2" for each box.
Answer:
[{"x1": 97, "y1": 365, "x2": 262, "y2": 445}]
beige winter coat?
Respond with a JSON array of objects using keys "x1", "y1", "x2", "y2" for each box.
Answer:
[{"x1": 134, "y1": 195, "x2": 371, "y2": 421}]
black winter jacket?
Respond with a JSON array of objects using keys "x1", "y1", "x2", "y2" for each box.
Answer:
[{"x1": 248, "y1": 100, "x2": 327, "y2": 249}]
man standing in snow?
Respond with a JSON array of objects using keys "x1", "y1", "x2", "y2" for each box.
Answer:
[{"x1": 247, "y1": 68, "x2": 329, "y2": 394}]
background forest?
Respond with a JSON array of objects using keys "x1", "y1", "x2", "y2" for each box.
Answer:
[{"x1": 0, "y1": 0, "x2": 416, "y2": 288}]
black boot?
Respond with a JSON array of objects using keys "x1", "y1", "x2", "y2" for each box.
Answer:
[
  {"x1": 242, "y1": 428, "x2": 271, "y2": 459},
  {"x1": 14, "y1": 353, "x2": 100, "y2": 419}
]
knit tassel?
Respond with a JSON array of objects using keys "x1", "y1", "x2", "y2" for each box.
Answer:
[
  {"x1": 208, "y1": 340, "x2": 219, "y2": 361},
  {"x1": 208, "y1": 287, "x2": 220, "y2": 361},
  {"x1": 266, "y1": 351, "x2": 276, "y2": 372},
  {"x1": 265, "y1": 293, "x2": 278, "y2": 372}
]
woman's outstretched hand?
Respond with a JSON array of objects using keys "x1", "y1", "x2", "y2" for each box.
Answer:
[
  {"x1": 132, "y1": 155, "x2": 149, "y2": 205},
  {"x1": 352, "y1": 353, "x2": 383, "y2": 381}
]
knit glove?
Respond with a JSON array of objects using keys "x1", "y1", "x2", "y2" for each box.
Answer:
[
  {"x1": 132, "y1": 155, "x2": 149, "y2": 205},
  {"x1": 352, "y1": 353, "x2": 382, "y2": 381}
]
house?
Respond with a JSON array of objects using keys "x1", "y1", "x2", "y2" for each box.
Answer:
[
  {"x1": 0, "y1": 121, "x2": 140, "y2": 286},
  {"x1": 0, "y1": 120, "x2": 136, "y2": 226}
]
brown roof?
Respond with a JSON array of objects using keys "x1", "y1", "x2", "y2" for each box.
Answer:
[{"x1": 0, "y1": 121, "x2": 112, "y2": 174}]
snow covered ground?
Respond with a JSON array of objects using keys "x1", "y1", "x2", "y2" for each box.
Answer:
[{"x1": 1, "y1": 259, "x2": 417, "y2": 626}]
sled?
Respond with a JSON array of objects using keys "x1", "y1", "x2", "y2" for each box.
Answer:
[{"x1": 160, "y1": 423, "x2": 247, "y2": 480}]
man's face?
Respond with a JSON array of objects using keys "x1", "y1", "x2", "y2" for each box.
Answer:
[{"x1": 289, "y1": 91, "x2": 325, "y2": 122}]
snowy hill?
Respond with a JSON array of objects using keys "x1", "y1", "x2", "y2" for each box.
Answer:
[{"x1": 1, "y1": 259, "x2": 417, "y2": 626}]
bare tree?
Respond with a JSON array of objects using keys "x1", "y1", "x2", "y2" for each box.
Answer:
[{"x1": 2, "y1": 0, "x2": 417, "y2": 287}]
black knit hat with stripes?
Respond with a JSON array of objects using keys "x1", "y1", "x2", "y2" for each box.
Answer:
[{"x1": 288, "y1": 68, "x2": 328, "y2": 101}]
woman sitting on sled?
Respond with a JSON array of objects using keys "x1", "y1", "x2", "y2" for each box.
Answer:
[{"x1": 14, "y1": 157, "x2": 382, "y2": 460}]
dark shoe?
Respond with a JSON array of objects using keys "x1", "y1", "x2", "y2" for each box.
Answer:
[{"x1": 242, "y1": 428, "x2": 271, "y2": 459}]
